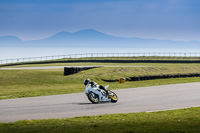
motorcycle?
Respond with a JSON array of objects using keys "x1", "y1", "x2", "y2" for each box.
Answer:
[{"x1": 85, "y1": 84, "x2": 118, "y2": 104}]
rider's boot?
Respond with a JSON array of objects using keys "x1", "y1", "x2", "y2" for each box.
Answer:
[{"x1": 105, "y1": 90, "x2": 109, "y2": 97}]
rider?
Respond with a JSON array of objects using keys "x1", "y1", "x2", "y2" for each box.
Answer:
[{"x1": 84, "y1": 79, "x2": 108, "y2": 94}]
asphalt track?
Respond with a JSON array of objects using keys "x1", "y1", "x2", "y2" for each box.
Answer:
[
  {"x1": 0, "y1": 65, "x2": 146, "y2": 70},
  {"x1": 0, "y1": 82, "x2": 200, "y2": 123},
  {"x1": 0, "y1": 66, "x2": 79, "y2": 70}
]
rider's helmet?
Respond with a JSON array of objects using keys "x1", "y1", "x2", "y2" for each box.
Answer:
[{"x1": 84, "y1": 79, "x2": 90, "y2": 86}]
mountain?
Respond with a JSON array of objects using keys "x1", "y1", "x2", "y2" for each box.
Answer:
[
  {"x1": 0, "y1": 29, "x2": 200, "y2": 48},
  {"x1": 0, "y1": 36, "x2": 23, "y2": 47},
  {"x1": 26, "y1": 29, "x2": 119, "y2": 47}
]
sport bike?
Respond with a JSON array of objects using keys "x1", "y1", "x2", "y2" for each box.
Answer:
[{"x1": 85, "y1": 84, "x2": 118, "y2": 104}]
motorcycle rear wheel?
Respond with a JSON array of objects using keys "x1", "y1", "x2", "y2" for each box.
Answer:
[
  {"x1": 108, "y1": 90, "x2": 118, "y2": 103},
  {"x1": 88, "y1": 91, "x2": 99, "y2": 104}
]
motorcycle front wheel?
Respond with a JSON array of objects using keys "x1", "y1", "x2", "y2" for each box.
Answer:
[
  {"x1": 88, "y1": 91, "x2": 99, "y2": 104},
  {"x1": 108, "y1": 90, "x2": 118, "y2": 103}
]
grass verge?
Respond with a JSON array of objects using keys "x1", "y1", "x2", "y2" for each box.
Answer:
[
  {"x1": 0, "y1": 107, "x2": 200, "y2": 133},
  {"x1": 1, "y1": 63, "x2": 200, "y2": 99}
]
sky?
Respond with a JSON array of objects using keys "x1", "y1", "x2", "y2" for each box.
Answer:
[{"x1": 0, "y1": 0, "x2": 200, "y2": 41}]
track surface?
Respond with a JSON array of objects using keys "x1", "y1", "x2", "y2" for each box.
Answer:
[
  {"x1": 0, "y1": 65, "x2": 146, "y2": 70},
  {"x1": 0, "y1": 66, "x2": 86, "y2": 69},
  {"x1": 0, "y1": 82, "x2": 200, "y2": 122}
]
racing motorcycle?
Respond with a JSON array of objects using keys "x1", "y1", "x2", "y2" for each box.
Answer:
[{"x1": 85, "y1": 81, "x2": 118, "y2": 104}]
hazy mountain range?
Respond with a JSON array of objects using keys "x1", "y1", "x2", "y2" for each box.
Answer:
[{"x1": 0, "y1": 29, "x2": 200, "y2": 48}]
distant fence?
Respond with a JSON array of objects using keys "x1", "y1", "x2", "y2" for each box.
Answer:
[{"x1": 1, "y1": 52, "x2": 200, "y2": 65}]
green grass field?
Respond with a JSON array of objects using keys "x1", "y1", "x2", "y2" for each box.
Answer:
[
  {"x1": 1, "y1": 57, "x2": 200, "y2": 132},
  {"x1": 1, "y1": 107, "x2": 200, "y2": 133},
  {"x1": 1, "y1": 62, "x2": 200, "y2": 100}
]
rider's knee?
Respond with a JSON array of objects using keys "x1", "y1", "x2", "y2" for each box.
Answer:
[{"x1": 99, "y1": 85, "x2": 105, "y2": 90}]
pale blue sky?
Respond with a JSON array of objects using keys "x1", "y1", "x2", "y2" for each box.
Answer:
[{"x1": 0, "y1": 0, "x2": 200, "y2": 41}]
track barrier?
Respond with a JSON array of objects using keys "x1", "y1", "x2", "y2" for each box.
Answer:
[
  {"x1": 102, "y1": 73, "x2": 200, "y2": 82},
  {"x1": 64, "y1": 66, "x2": 101, "y2": 76}
]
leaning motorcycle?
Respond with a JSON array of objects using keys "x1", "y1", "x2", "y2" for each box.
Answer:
[{"x1": 85, "y1": 84, "x2": 118, "y2": 104}]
